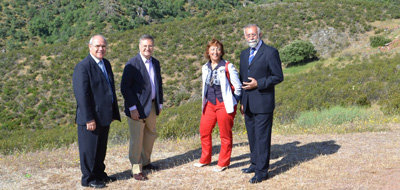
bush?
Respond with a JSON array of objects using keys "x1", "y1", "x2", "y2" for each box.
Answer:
[
  {"x1": 280, "y1": 40, "x2": 317, "y2": 66},
  {"x1": 369, "y1": 35, "x2": 391, "y2": 47}
]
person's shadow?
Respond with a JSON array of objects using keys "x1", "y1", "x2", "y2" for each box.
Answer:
[
  {"x1": 111, "y1": 142, "x2": 249, "y2": 180},
  {"x1": 229, "y1": 140, "x2": 341, "y2": 179},
  {"x1": 111, "y1": 140, "x2": 340, "y2": 180}
]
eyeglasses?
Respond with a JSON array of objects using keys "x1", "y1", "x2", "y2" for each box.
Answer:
[
  {"x1": 91, "y1": 44, "x2": 107, "y2": 49},
  {"x1": 245, "y1": 33, "x2": 257, "y2": 38},
  {"x1": 141, "y1": 45, "x2": 154, "y2": 49},
  {"x1": 209, "y1": 47, "x2": 221, "y2": 51}
]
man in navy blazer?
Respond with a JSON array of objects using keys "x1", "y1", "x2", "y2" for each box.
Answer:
[
  {"x1": 73, "y1": 34, "x2": 120, "y2": 188},
  {"x1": 239, "y1": 24, "x2": 284, "y2": 183},
  {"x1": 121, "y1": 34, "x2": 163, "y2": 181}
]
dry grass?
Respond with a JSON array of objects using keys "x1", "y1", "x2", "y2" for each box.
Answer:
[
  {"x1": 1, "y1": 124, "x2": 399, "y2": 189},
  {"x1": 341, "y1": 19, "x2": 400, "y2": 58}
]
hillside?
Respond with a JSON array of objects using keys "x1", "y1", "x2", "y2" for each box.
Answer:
[
  {"x1": 1, "y1": 0, "x2": 400, "y2": 153},
  {"x1": 0, "y1": 0, "x2": 242, "y2": 51}
]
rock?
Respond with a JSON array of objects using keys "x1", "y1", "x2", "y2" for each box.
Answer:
[{"x1": 309, "y1": 27, "x2": 349, "y2": 57}]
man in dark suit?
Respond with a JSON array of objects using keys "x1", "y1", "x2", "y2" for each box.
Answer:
[
  {"x1": 239, "y1": 24, "x2": 284, "y2": 183},
  {"x1": 121, "y1": 34, "x2": 163, "y2": 181},
  {"x1": 72, "y1": 34, "x2": 120, "y2": 188}
]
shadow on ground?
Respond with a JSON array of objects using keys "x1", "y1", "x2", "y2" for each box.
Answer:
[
  {"x1": 228, "y1": 140, "x2": 341, "y2": 179},
  {"x1": 111, "y1": 142, "x2": 249, "y2": 180},
  {"x1": 112, "y1": 140, "x2": 340, "y2": 180}
]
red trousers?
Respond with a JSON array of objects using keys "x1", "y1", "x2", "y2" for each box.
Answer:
[{"x1": 199, "y1": 99, "x2": 236, "y2": 167}]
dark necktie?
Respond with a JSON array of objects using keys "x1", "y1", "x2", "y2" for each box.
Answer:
[
  {"x1": 98, "y1": 60, "x2": 114, "y2": 102},
  {"x1": 249, "y1": 48, "x2": 256, "y2": 64}
]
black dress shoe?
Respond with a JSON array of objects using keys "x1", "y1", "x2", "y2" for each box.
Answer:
[
  {"x1": 241, "y1": 167, "x2": 255, "y2": 173},
  {"x1": 102, "y1": 176, "x2": 117, "y2": 183},
  {"x1": 132, "y1": 173, "x2": 148, "y2": 181},
  {"x1": 143, "y1": 163, "x2": 159, "y2": 170},
  {"x1": 249, "y1": 175, "x2": 268, "y2": 184},
  {"x1": 88, "y1": 180, "x2": 106, "y2": 188}
]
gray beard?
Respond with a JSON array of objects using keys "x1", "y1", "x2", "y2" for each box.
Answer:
[{"x1": 247, "y1": 40, "x2": 258, "y2": 48}]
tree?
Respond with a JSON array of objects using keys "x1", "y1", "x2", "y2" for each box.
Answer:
[
  {"x1": 280, "y1": 40, "x2": 317, "y2": 67},
  {"x1": 28, "y1": 17, "x2": 51, "y2": 37}
]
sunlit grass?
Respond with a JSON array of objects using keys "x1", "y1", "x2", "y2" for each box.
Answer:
[
  {"x1": 283, "y1": 60, "x2": 321, "y2": 75},
  {"x1": 275, "y1": 106, "x2": 395, "y2": 134},
  {"x1": 296, "y1": 106, "x2": 369, "y2": 126}
]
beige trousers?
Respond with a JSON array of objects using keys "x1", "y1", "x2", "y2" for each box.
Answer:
[{"x1": 127, "y1": 102, "x2": 158, "y2": 174}]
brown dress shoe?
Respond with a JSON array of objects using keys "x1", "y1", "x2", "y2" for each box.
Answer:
[{"x1": 132, "y1": 173, "x2": 148, "y2": 181}]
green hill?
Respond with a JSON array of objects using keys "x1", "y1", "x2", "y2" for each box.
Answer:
[
  {"x1": 0, "y1": 0, "x2": 241, "y2": 51},
  {"x1": 1, "y1": 0, "x2": 400, "y2": 154}
]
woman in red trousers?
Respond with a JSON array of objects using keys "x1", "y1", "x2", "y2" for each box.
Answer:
[{"x1": 194, "y1": 39, "x2": 242, "y2": 172}]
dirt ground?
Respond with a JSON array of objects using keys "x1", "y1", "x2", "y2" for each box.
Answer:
[{"x1": 0, "y1": 124, "x2": 399, "y2": 190}]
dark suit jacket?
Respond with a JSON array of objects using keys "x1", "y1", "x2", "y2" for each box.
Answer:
[
  {"x1": 239, "y1": 41, "x2": 284, "y2": 114},
  {"x1": 121, "y1": 53, "x2": 163, "y2": 119},
  {"x1": 72, "y1": 54, "x2": 121, "y2": 126}
]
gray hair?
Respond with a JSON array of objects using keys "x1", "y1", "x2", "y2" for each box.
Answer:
[
  {"x1": 243, "y1": 24, "x2": 261, "y2": 36},
  {"x1": 139, "y1": 34, "x2": 154, "y2": 44},
  {"x1": 89, "y1": 34, "x2": 107, "y2": 45}
]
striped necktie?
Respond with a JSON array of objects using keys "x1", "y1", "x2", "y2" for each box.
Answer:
[{"x1": 249, "y1": 48, "x2": 256, "y2": 64}]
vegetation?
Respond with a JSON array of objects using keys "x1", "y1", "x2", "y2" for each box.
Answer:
[
  {"x1": 369, "y1": 35, "x2": 392, "y2": 47},
  {"x1": 276, "y1": 54, "x2": 400, "y2": 123},
  {"x1": 295, "y1": 106, "x2": 369, "y2": 127},
  {"x1": 0, "y1": 0, "x2": 242, "y2": 51},
  {"x1": 279, "y1": 106, "x2": 392, "y2": 135},
  {"x1": 280, "y1": 40, "x2": 317, "y2": 66},
  {"x1": 1, "y1": 0, "x2": 400, "y2": 154}
]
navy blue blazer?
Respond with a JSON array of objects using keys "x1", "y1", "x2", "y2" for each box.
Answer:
[
  {"x1": 239, "y1": 42, "x2": 284, "y2": 113},
  {"x1": 72, "y1": 54, "x2": 121, "y2": 126},
  {"x1": 120, "y1": 53, "x2": 163, "y2": 119}
]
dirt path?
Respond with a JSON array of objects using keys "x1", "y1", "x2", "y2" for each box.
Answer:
[{"x1": 1, "y1": 124, "x2": 399, "y2": 189}]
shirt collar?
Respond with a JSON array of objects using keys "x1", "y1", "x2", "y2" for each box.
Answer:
[
  {"x1": 207, "y1": 59, "x2": 225, "y2": 69},
  {"x1": 89, "y1": 53, "x2": 101, "y2": 64},
  {"x1": 251, "y1": 40, "x2": 263, "y2": 51},
  {"x1": 139, "y1": 53, "x2": 152, "y2": 64}
]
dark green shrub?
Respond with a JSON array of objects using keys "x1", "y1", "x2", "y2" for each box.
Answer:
[
  {"x1": 280, "y1": 40, "x2": 317, "y2": 67},
  {"x1": 369, "y1": 35, "x2": 391, "y2": 47}
]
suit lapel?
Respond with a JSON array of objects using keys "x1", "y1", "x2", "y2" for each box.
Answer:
[
  {"x1": 89, "y1": 56, "x2": 104, "y2": 79},
  {"x1": 137, "y1": 54, "x2": 153, "y2": 114},
  {"x1": 103, "y1": 60, "x2": 114, "y2": 85},
  {"x1": 248, "y1": 43, "x2": 265, "y2": 69},
  {"x1": 153, "y1": 60, "x2": 160, "y2": 96},
  {"x1": 243, "y1": 47, "x2": 251, "y2": 71},
  {"x1": 137, "y1": 55, "x2": 151, "y2": 84},
  {"x1": 89, "y1": 55, "x2": 111, "y2": 90}
]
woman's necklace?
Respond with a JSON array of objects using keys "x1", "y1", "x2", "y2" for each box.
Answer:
[{"x1": 211, "y1": 62, "x2": 218, "y2": 70}]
